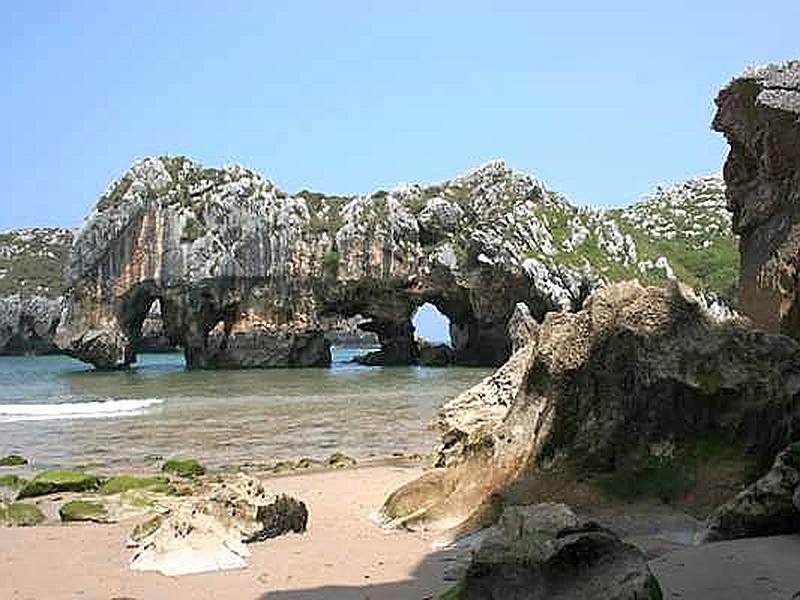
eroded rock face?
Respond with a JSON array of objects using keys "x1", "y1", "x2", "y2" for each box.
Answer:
[
  {"x1": 54, "y1": 157, "x2": 738, "y2": 370},
  {"x1": 703, "y1": 442, "x2": 800, "y2": 541},
  {"x1": 381, "y1": 281, "x2": 800, "y2": 532},
  {"x1": 0, "y1": 295, "x2": 63, "y2": 355},
  {"x1": 0, "y1": 228, "x2": 72, "y2": 355},
  {"x1": 130, "y1": 474, "x2": 308, "y2": 576},
  {"x1": 713, "y1": 61, "x2": 800, "y2": 338}
]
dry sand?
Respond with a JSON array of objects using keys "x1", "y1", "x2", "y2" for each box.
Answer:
[
  {"x1": 3, "y1": 463, "x2": 800, "y2": 600},
  {"x1": 0, "y1": 464, "x2": 465, "y2": 600},
  {"x1": 651, "y1": 534, "x2": 800, "y2": 599}
]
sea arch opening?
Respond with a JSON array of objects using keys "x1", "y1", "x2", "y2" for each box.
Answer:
[
  {"x1": 412, "y1": 302, "x2": 452, "y2": 347},
  {"x1": 119, "y1": 286, "x2": 185, "y2": 368}
]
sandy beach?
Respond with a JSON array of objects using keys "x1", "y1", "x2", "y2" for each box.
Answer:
[
  {"x1": 3, "y1": 462, "x2": 800, "y2": 600},
  {"x1": 0, "y1": 464, "x2": 465, "y2": 600}
]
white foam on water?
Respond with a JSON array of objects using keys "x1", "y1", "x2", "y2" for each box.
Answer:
[{"x1": 0, "y1": 398, "x2": 165, "y2": 422}]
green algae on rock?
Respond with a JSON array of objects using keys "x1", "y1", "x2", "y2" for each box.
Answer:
[
  {"x1": 0, "y1": 454, "x2": 28, "y2": 467},
  {"x1": 98, "y1": 475, "x2": 173, "y2": 495},
  {"x1": 162, "y1": 459, "x2": 205, "y2": 479},
  {"x1": 59, "y1": 500, "x2": 110, "y2": 523},
  {"x1": 17, "y1": 471, "x2": 102, "y2": 499},
  {"x1": 0, "y1": 500, "x2": 45, "y2": 526},
  {"x1": 0, "y1": 474, "x2": 26, "y2": 489}
]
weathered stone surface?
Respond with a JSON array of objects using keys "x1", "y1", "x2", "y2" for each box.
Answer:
[
  {"x1": 54, "y1": 157, "x2": 737, "y2": 370},
  {"x1": 713, "y1": 61, "x2": 800, "y2": 338},
  {"x1": 454, "y1": 515, "x2": 660, "y2": 600},
  {"x1": 507, "y1": 301, "x2": 538, "y2": 353},
  {"x1": 703, "y1": 442, "x2": 800, "y2": 541},
  {"x1": 130, "y1": 474, "x2": 308, "y2": 576},
  {"x1": 417, "y1": 340, "x2": 455, "y2": 367},
  {"x1": 0, "y1": 295, "x2": 63, "y2": 355},
  {"x1": 382, "y1": 281, "x2": 800, "y2": 531}
]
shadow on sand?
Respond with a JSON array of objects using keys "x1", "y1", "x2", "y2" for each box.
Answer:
[{"x1": 260, "y1": 545, "x2": 465, "y2": 600}]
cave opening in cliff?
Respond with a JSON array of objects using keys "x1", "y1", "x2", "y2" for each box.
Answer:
[{"x1": 412, "y1": 303, "x2": 452, "y2": 347}]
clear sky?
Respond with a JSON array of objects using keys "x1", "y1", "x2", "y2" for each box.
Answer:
[{"x1": 2, "y1": 0, "x2": 798, "y2": 233}]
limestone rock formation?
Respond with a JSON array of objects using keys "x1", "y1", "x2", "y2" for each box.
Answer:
[
  {"x1": 507, "y1": 301, "x2": 538, "y2": 352},
  {"x1": 452, "y1": 514, "x2": 660, "y2": 600},
  {"x1": 416, "y1": 340, "x2": 455, "y2": 367},
  {"x1": 0, "y1": 228, "x2": 72, "y2": 355},
  {"x1": 381, "y1": 281, "x2": 800, "y2": 532},
  {"x1": 713, "y1": 61, "x2": 800, "y2": 338},
  {"x1": 54, "y1": 156, "x2": 737, "y2": 370},
  {"x1": 130, "y1": 473, "x2": 308, "y2": 576},
  {"x1": 703, "y1": 442, "x2": 800, "y2": 541}
]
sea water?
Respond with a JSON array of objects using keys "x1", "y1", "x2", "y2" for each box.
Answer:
[{"x1": 0, "y1": 349, "x2": 490, "y2": 470}]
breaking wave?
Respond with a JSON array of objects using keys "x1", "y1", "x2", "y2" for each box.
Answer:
[{"x1": 0, "y1": 398, "x2": 165, "y2": 422}]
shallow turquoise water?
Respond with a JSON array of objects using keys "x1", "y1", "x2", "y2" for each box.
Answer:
[{"x1": 0, "y1": 349, "x2": 490, "y2": 470}]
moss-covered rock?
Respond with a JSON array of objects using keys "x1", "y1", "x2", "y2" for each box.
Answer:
[
  {"x1": 17, "y1": 470, "x2": 101, "y2": 499},
  {"x1": 98, "y1": 475, "x2": 172, "y2": 495},
  {"x1": 0, "y1": 500, "x2": 45, "y2": 526},
  {"x1": 161, "y1": 459, "x2": 205, "y2": 479},
  {"x1": 0, "y1": 474, "x2": 26, "y2": 489},
  {"x1": 327, "y1": 453, "x2": 356, "y2": 468},
  {"x1": 0, "y1": 454, "x2": 28, "y2": 467},
  {"x1": 59, "y1": 500, "x2": 109, "y2": 523}
]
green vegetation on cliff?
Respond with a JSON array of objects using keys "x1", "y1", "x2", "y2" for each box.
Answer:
[{"x1": 0, "y1": 228, "x2": 72, "y2": 297}]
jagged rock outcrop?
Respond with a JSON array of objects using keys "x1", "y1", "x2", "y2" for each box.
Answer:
[
  {"x1": 702, "y1": 442, "x2": 800, "y2": 541},
  {"x1": 0, "y1": 228, "x2": 72, "y2": 355},
  {"x1": 55, "y1": 156, "x2": 737, "y2": 370},
  {"x1": 713, "y1": 60, "x2": 800, "y2": 338},
  {"x1": 381, "y1": 281, "x2": 800, "y2": 532}
]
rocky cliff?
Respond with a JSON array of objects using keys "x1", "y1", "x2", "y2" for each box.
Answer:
[
  {"x1": 55, "y1": 156, "x2": 736, "y2": 370},
  {"x1": 713, "y1": 60, "x2": 800, "y2": 338},
  {"x1": 0, "y1": 228, "x2": 72, "y2": 354},
  {"x1": 380, "y1": 281, "x2": 800, "y2": 532}
]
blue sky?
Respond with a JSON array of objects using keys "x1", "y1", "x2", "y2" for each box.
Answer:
[{"x1": 2, "y1": 0, "x2": 798, "y2": 234}]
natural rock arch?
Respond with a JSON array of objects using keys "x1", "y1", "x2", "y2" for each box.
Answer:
[{"x1": 55, "y1": 157, "x2": 599, "y2": 369}]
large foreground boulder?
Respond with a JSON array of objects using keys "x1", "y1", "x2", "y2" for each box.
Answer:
[
  {"x1": 130, "y1": 474, "x2": 307, "y2": 576},
  {"x1": 713, "y1": 60, "x2": 800, "y2": 338},
  {"x1": 703, "y1": 442, "x2": 800, "y2": 541},
  {"x1": 381, "y1": 281, "x2": 800, "y2": 532},
  {"x1": 451, "y1": 505, "x2": 660, "y2": 600}
]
